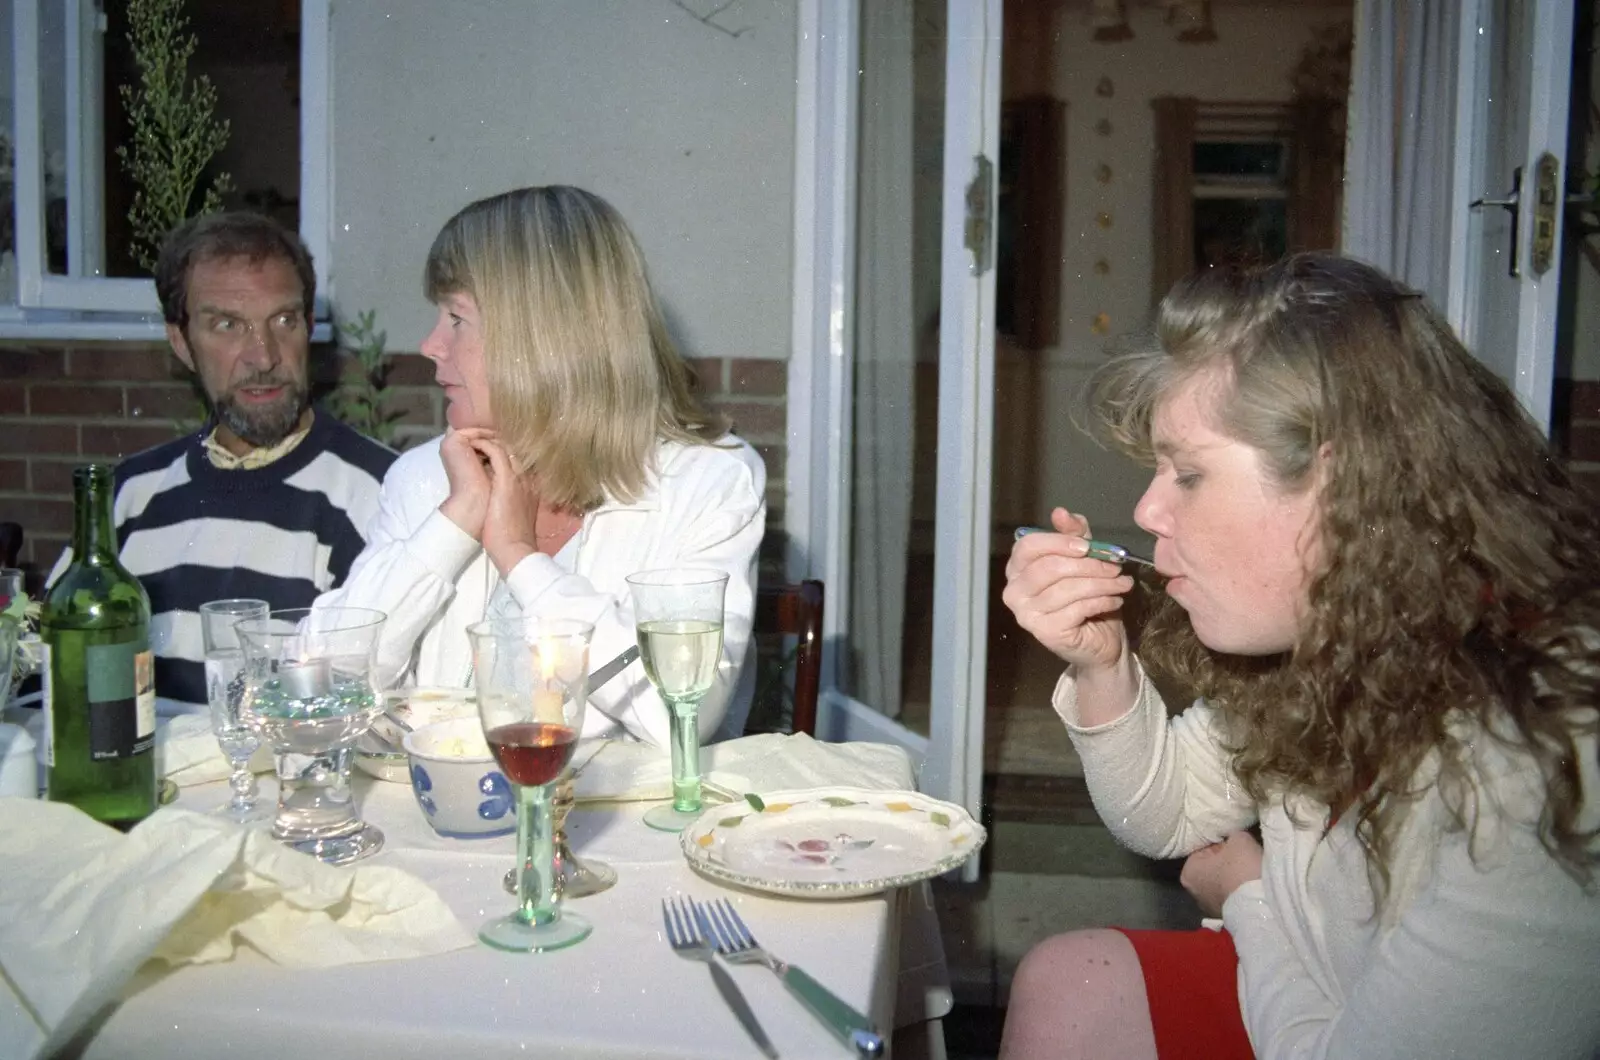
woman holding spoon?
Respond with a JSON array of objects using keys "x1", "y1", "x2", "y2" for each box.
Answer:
[
  {"x1": 1001, "y1": 254, "x2": 1600, "y2": 1059},
  {"x1": 317, "y1": 186, "x2": 765, "y2": 749}
]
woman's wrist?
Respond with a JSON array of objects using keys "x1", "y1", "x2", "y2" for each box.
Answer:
[
  {"x1": 1071, "y1": 652, "x2": 1140, "y2": 728},
  {"x1": 488, "y1": 541, "x2": 535, "y2": 578}
]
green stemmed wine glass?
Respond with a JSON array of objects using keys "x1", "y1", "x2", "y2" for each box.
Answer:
[
  {"x1": 625, "y1": 568, "x2": 728, "y2": 833},
  {"x1": 468, "y1": 618, "x2": 594, "y2": 953}
]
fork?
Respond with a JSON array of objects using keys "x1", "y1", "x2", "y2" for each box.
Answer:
[
  {"x1": 662, "y1": 898, "x2": 780, "y2": 1059},
  {"x1": 697, "y1": 898, "x2": 885, "y2": 1057}
]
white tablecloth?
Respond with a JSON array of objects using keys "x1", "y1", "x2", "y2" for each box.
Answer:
[{"x1": 65, "y1": 770, "x2": 910, "y2": 1059}]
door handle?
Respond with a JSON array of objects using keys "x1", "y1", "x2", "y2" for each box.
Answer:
[{"x1": 1471, "y1": 166, "x2": 1522, "y2": 278}]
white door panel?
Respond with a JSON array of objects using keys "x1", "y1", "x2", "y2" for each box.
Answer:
[{"x1": 1449, "y1": 0, "x2": 1574, "y2": 430}]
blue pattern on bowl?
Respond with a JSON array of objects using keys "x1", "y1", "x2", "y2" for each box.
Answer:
[
  {"x1": 410, "y1": 762, "x2": 436, "y2": 816},
  {"x1": 478, "y1": 772, "x2": 514, "y2": 820}
]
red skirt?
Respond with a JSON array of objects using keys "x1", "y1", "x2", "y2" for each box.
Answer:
[{"x1": 1114, "y1": 927, "x2": 1255, "y2": 1059}]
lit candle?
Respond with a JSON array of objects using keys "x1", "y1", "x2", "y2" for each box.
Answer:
[
  {"x1": 279, "y1": 658, "x2": 331, "y2": 700},
  {"x1": 533, "y1": 688, "x2": 565, "y2": 725}
]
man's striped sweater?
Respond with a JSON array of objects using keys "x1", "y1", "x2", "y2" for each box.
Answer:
[{"x1": 57, "y1": 412, "x2": 397, "y2": 713}]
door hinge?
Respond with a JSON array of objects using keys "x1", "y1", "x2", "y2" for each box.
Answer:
[{"x1": 964, "y1": 154, "x2": 994, "y2": 276}]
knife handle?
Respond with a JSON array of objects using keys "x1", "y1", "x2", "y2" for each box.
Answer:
[{"x1": 780, "y1": 965, "x2": 883, "y2": 1056}]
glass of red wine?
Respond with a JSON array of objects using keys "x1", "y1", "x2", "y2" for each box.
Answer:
[{"x1": 467, "y1": 617, "x2": 594, "y2": 953}]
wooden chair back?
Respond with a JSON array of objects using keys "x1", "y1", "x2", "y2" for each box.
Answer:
[{"x1": 750, "y1": 579, "x2": 825, "y2": 737}]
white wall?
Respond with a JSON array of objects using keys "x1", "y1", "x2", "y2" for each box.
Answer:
[
  {"x1": 328, "y1": 0, "x2": 796, "y2": 362},
  {"x1": 1010, "y1": 2, "x2": 1349, "y2": 545}
]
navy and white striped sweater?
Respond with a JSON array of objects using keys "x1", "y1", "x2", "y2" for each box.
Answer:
[{"x1": 58, "y1": 412, "x2": 396, "y2": 713}]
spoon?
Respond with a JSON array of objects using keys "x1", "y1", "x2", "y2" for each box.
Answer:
[{"x1": 1013, "y1": 526, "x2": 1157, "y2": 569}]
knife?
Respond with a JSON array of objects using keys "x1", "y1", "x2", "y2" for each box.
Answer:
[
  {"x1": 695, "y1": 904, "x2": 781, "y2": 1059},
  {"x1": 582, "y1": 644, "x2": 639, "y2": 698}
]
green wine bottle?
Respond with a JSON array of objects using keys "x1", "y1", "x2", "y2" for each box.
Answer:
[{"x1": 43, "y1": 464, "x2": 157, "y2": 830}]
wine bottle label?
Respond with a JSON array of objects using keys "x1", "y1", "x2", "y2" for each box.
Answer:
[
  {"x1": 41, "y1": 642, "x2": 54, "y2": 768},
  {"x1": 135, "y1": 649, "x2": 156, "y2": 740},
  {"x1": 85, "y1": 641, "x2": 155, "y2": 760}
]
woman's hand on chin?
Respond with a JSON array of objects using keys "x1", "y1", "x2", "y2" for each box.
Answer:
[
  {"x1": 473, "y1": 436, "x2": 542, "y2": 576},
  {"x1": 439, "y1": 427, "x2": 497, "y2": 539}
]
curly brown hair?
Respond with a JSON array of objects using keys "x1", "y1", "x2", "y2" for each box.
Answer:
[{"x1": 1089, "y1": 253, "x2": 1600, "y2": 899}]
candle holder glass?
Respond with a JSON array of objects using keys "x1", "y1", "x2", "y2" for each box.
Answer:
[{"x1": 236, "y1": 607, "x2": 387, "y2": 865}]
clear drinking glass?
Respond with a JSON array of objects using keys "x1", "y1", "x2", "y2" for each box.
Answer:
[
  {"x1": 199, "y1": 598, "x2": 271, "y2": 823},
  {"x1": 236, "y1": 607, "x2": 387, "y2": 864},
  {"x1": 625, "y1": 568, "x2": 728, "y2": 833},
  {"x1": 469, "y1": 618, "x2": 594, "y2": 953}
]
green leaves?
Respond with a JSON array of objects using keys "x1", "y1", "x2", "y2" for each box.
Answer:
[
  {"x1": 116, "y1": 0, "x2": 233, "y2": 273},
  {"x1": 327, "y1": 309, "x2": 404, "y2": 446},
  {"x1": 744, "y1": 793, "x2": 766, "y2": 812}
]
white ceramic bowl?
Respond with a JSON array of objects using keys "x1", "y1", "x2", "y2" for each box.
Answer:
[
  {"x1": 401, "y1": 716, "x2": 516, "y2": 839},
  {"x1": 357, "y1": 688, "x2": 479, "y2": 783}
]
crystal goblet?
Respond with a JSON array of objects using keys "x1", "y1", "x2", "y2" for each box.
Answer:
[{"x1": 199, "y1": 598, "x2": 271, "y2": 823}]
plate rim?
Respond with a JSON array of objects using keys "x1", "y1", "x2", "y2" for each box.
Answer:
[{"x1": 678, "y1": 785, "x2": 987, "y2": 899}]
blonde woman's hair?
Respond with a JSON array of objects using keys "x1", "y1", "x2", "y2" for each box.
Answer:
[
  {"x1": 1089, "y1": 253, "x2": 1600, "y2": 901},
  {"x1": 424, "y1": 185, "x2": 728, "y2": 510}
]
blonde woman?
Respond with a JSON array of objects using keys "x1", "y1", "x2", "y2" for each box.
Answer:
[
  {"x1": 1001, "y1": 254, "x2": 1599, "y2": 1058},
  {"x1": 319, "y1": 186, "x2": 765, "y2": 747}
]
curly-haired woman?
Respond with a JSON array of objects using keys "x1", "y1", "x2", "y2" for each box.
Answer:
[{"x1": 1001, "y1": 253, "x2": 1600, "y2": 1059}]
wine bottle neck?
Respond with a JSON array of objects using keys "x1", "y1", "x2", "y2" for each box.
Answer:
[{"x1": 71, "y1": 466, "x2": 119, "y2": 562}]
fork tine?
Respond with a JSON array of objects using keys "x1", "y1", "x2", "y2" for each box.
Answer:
[
  {"x1": 692, "y1": 898, "x2": 732, "y2": 951},
  {"x1": 660, "y1": 898, "x2": 678, "y2": 945},
  {"x1": 716, "y1": 899, "x2": 757, "y2": 947},
  {"x1": 707, "y1": 898, "x2": 743, "y2": 952}
]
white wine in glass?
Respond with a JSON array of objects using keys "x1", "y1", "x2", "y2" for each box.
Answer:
[{"x1": 626, "y1": 569, "x2": 728, "y2": 832}]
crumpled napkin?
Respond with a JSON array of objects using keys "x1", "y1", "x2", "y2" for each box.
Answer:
[
  {"x1": 574, "y1": 731, "x2": 916, "y2": 802},
  {"x1": 0, "y1": 799, "x2": 473, "y2": 1060}
]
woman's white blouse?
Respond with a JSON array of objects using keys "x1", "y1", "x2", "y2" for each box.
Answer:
[{"x1": 316, "y1": 433, "x2": 767, "y2": 747}]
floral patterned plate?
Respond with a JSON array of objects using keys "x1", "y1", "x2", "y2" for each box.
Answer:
[{"x1": 680, "y1": 786, "x2": 987, "y2": 899}]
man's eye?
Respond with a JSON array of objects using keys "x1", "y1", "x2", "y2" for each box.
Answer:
[
  {"x1": 449, "y1": 313, "x2": 464, "y2": 328},
  {"x1": 1175, "y1": 472, "x2": 1200, "y2": 489},
  {"x1": 274, "y1": 313, "x2": 301, "y2": 330},
  {"x1": 212, "y1": 318, "x2": 236, "y2": 332}
]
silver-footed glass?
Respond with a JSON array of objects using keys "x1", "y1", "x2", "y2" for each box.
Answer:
[
  {"x1": 199, "y1": 598, "x2": 271, "y2": 823},
  {"x1": 237, "y1": 606, "x2": 386, "y2": 864},
  {"x1": 625, "y1": 568, "x2": 728, "y2": 833}
]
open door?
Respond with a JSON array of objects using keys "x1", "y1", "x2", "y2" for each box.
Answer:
[
  {"x1": 1447, "y1": 0, "x2": 1576, "y2": 428},
  {"x1": 788, "y1": 0, "x2": 1002, "y2": 860}
]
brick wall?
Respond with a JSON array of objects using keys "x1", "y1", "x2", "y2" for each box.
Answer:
[
  {"x1": 1559, "y1": 379, "x2": 1600, "y2": 500},
  {"x1": 0, "y1": 341, "x2": 789, "y2": 587}
]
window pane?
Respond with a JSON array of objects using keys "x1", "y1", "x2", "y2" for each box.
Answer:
[
  {"x1": 97, "y1": 0, "x2": 301, "y2": 277},
  {"x1": 840, "y1": 0, "x2": 943, "y2": 735},
  {"x1": 1193, "y1": 140, "x2": 1286, "y2": 180}
]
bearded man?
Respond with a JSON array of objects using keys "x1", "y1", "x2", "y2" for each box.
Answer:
[{"x1": 53, "y1": 212, "x2": 396, "y2": 713}]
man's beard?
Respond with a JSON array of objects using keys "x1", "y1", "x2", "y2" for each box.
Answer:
[{"x1": 212, "y1": 377, "x2": 310, "y2": 448}]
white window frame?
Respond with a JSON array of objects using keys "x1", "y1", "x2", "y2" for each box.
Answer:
[{"x1": 2, "y1": 0, "x2": 331, "y2": 339}]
